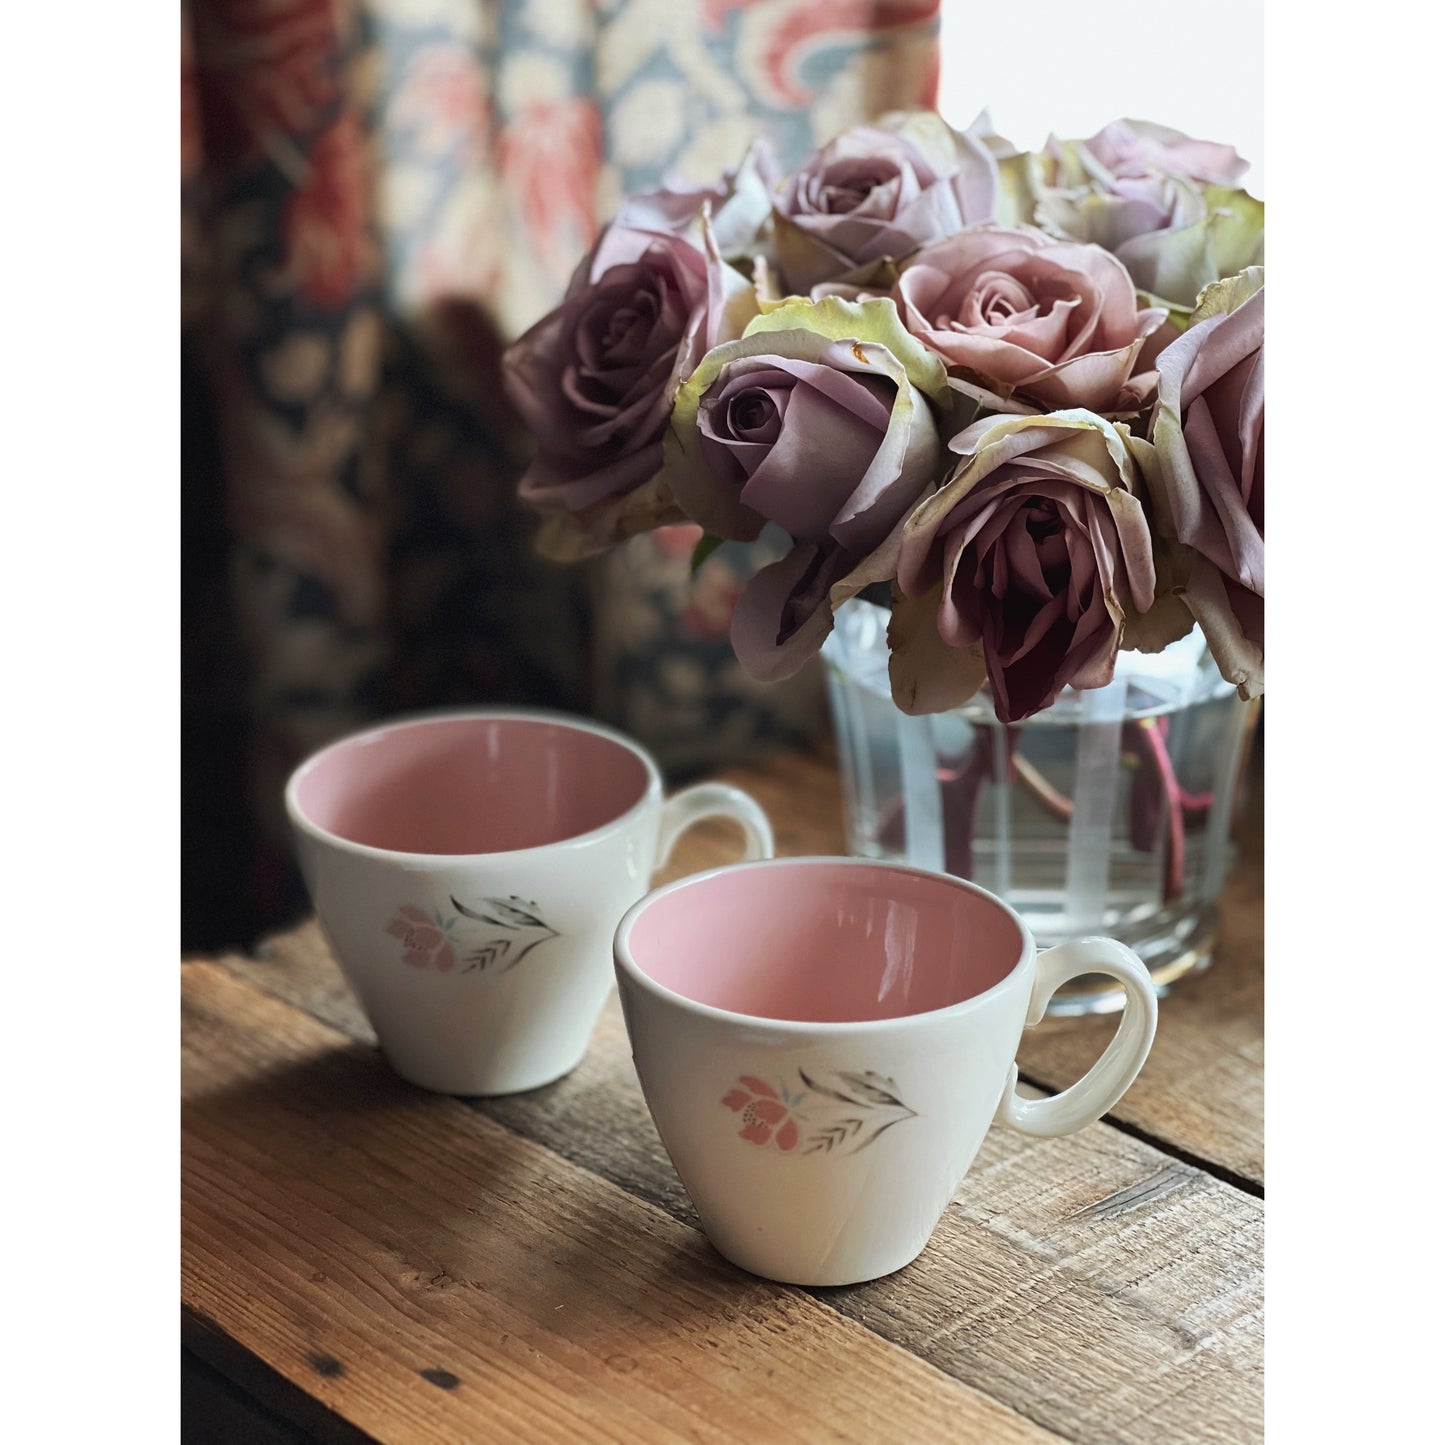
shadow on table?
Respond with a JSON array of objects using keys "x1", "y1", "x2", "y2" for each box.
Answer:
[{"x1": 182, "y1": 1037, "x2": 541, "y2": 1265}]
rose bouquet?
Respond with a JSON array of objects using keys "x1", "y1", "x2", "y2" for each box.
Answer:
[{"x1": 503, "y1": 111, "x2": 1263, "y2": 726}]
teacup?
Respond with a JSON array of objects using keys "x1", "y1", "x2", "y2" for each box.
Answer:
[
  {"x1": 614, "y1": 856, "x2": 1157, "y2": 1286},
  {"x1": 286, "y1": 709, "x2": 773, "y2": 1095}
]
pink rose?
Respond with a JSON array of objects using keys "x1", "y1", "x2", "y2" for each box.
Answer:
[
  {"x1": 1041, "y1": 165, "x2": 1205, "y2": 250},
  {"x1": 1148, "y1": 270, "x2": 1264, "y2": 697},
  {"x1": 773, "y1": 111, "x2": 998, "y2": 292},
  {"x1": 503, "y1": 218, "x2": 755, "y2": 555},
  {"x1": 894, "y1": 412, "x2": 1158, "y2": 723},
  {"x1": 612, "y1": 138, "x2": 778, "y2": 265},
  {"x1": 1084, "y1": 117, "x2": 1249, "y2": 189},
  {"x1": 1005, "y1": 132, "x2": 1264, "y2": 315},
  {"x1": 667, "y1": 299, "x2": 947, "y2": 681},
  {"x1": 1039, "y1": 166, "x2": 1263, "y2": 319},
  {"x1": 892, "y1": 226, "x2": 1167, "y2": 414}
]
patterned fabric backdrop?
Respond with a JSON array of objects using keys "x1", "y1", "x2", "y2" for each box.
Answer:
[{"x1": 181, "y1": 0, "x2": 941, "y2": 947}]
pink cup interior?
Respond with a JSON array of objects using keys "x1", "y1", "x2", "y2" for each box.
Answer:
[
  {"x1": 625, "y1": 861, "x2": 1025, "y2": 1023},
  {"x1": 291, "y1": 715, "x2": 652, "y2": 855}
]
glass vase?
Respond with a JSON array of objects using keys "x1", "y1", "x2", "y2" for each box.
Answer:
[{"x1": 821, "y1": 600, "x2": 1259, "y2": 1014}]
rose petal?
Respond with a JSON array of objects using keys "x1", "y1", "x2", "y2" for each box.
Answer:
[{"x1": 887, "y1": 582, "x2": 988, "y2": 715}]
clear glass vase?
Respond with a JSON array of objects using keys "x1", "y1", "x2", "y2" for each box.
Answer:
[{"x1": 821, "y1": 600, "x2": 1259, "y2": 1014}]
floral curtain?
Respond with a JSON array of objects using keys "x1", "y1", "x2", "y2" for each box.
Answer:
[{"x1": 181, "y1": 0, "x2": 941, "y2": 946}]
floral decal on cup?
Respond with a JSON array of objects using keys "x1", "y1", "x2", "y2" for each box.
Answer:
[
  {"x1": 385, "y1": 907, "x2": 458, "y2": 972},
  {"x1": 383, "y1": 896, "x2": 560, "y2": 975},
  {"x1": 451, "y1": 895, "x2": 561, "y2": 973},
  {"x1": 722, "y1": 1076, "x2": 803, "y2": 1150},
  {"x1": 723, "y1": 1069, "x2": 917, "y2": 1156}
]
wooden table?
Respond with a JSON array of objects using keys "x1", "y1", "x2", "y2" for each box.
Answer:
[{"x1": 182, "y1": 747, "x2": 1263, "y2": 1444}]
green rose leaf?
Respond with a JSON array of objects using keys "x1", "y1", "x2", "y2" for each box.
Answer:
[{"x1": 690, "y1": 533, "x2": 725, "y2": 576}]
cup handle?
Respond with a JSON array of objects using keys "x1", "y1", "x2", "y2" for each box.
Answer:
[
  {"x1": 995, "y1": 938, "x2": 1158, "y2": 1139},
  {"x1": 654, "y1": 783, "x2": 774, "y2": 872}
]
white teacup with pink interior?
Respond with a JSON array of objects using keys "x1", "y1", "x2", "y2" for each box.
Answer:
[
  {"x1": 286, "y1": 709, "x2": 773, "y2": 1096},
  {"x1": 615, "y1": 856, "x2": 1157, "y2": 1286}
]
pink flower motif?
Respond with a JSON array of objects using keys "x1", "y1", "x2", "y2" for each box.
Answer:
[
  {"x1": 722, "y1": 1076, "x2": 799, "y2": 1151},
  {"x1": 496, "y1": 97, "x2": 602, "y2": 279},
  {"x1": 652, "y1": 524, "x2": 704, "y2": 560},
  {"x1": 682, "y1": 566, "x2": 745, "y2": 643},
  {"x1": 385, "y1": 906, "x2": 456, "y2": 973}
]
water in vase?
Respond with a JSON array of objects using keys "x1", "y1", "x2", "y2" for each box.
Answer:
[{"x1": 822, "y1": 601, "x2": 1257, "y2": 1014}]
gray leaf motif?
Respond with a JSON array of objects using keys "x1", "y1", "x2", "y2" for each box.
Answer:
[
  {"x1": 451, "y1": 895, "x2": 560, "y2": 975},
  {"x1": 835, "y1": 1071, "x2": 904, "y2": 1109}
]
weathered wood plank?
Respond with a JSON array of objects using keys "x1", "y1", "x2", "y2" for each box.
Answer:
[
  {"x1": 202, "y1": 932, "x2": 1262, "y2": 1444},
  {"x1": 183, "y1": 963, "x2": 1061, "y2": 1445}
]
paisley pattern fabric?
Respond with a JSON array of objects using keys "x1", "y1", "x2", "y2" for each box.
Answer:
[{"x1": 182, "y1": 0, "x2": 941, "y2": 945}]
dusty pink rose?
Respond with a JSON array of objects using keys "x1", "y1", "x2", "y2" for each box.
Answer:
[
  {"x1": 667, "y1": 299, "x2": 946, "y2": 681},
  {"x1": 773, "y1": 110, "x2": 998, "y2": 292},
  {"x1": 1149, "y1": 270, "x2": 1264, "y2": 696},
  {"x1": 892, "y1": 226, "x2": 1166, "y2": 414},
  {"x1": 503, "y1": 218, "x2": 754, "y2": 553},
  {"x1": 612, "y1": 138, "x2": 778, "y2": 264},
  {"x1": 1008, "y1": 132, "x2": 1264, "y2": 315},
  {"x1": 895, "y1": 412, "x2": 1158, "y2": 723},
  {"x1": 1084, "y1": 117, "x2": 1249, "y2": 188},
  {"x1": 1038, "y1": 163, "x2": 1207, "y2": 254},
  {"x1": 1043, "y1": 174, "x2": 1263, "y2": 317}
]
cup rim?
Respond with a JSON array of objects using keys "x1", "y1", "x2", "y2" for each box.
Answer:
[
  {"x1": 284, "y1": 706, "x2": 664, "y2": 865},
  {"x1": 613, "y1": 855, "x2": 1036, "y2": 1034}
]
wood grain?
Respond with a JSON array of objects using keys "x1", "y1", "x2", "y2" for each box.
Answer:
[
  {"x1": 209, "y1": 930, "x2": 1263, "y2": 1444},
  {"x1": 183, "y1": 963, "x2": 1060, "y2": 1445}
]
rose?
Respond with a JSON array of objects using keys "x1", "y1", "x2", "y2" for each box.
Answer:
[
  {"x1": 666, "y1": 297, "x2": 950, "y2": 680},
  {"x1": 502, "y1": 216, "x2": 756, "y2": 558},
  {"x1": 892, "y1": 225, "x2": 1167, "y2": 415},
  {"x1": 1040, "y1": 175, "x2": 1263, "y2": 317},
  {"x1": 892, "y1": 411, "x2": 1163, "y2": 723},
  {"x1": 996, "y1": 129, "x2": 1263, "y2": 317},
  {"x1": 1148, "y1": 269, "x2": 1264, "y2": 697},
  {"x1": 1083, "y1": 118, "x2": 1249, "y2": 189},
  {"x1": 612, "y1": 137, "x2": 779, "y2": 265},
  {"x1": 772, "y1": 110, "x2": 999, "y2": 293}
]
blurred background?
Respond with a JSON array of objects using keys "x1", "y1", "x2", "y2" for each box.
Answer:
[{"x1": 181, "y1": 0, "x2": 1262, "y2": 954}]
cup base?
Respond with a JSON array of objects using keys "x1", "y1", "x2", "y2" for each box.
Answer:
[{"x1": 707, "y1": 1234, "x2": 930, "y2": 1288}]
